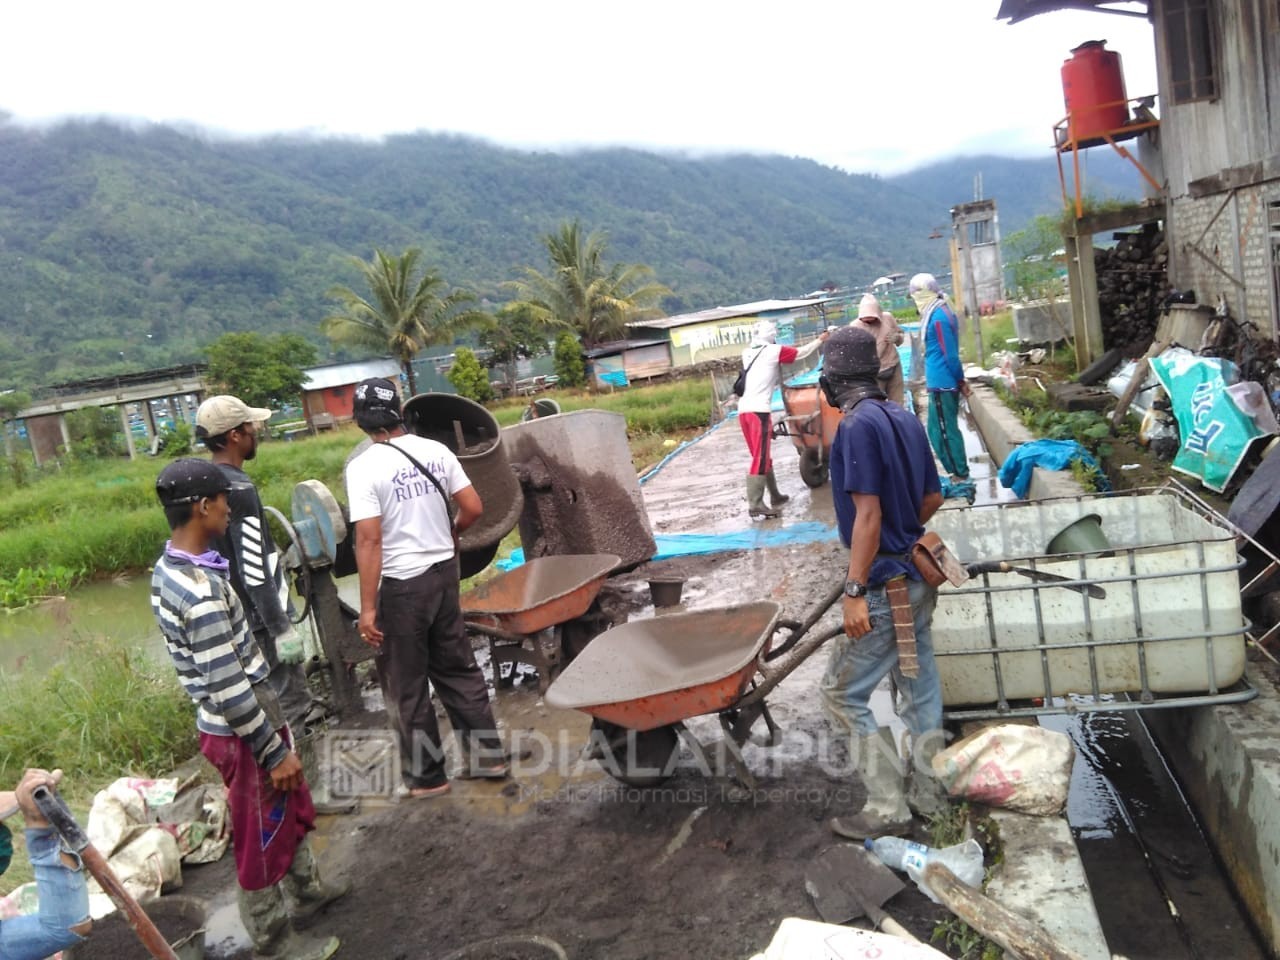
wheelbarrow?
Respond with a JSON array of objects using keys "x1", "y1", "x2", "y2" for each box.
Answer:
[
  {"x1": 776, "y1": 377, "x2": 842, "y2": 489},
  {"x1": 545, "y1": 581, "x2": 845, "y2": 791},
  {"x1": 462, "y1": 553, "x2": 620, "y2": 694}
]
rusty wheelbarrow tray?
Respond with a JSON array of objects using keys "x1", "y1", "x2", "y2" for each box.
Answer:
[
  {"x1": 462, "y1": 552, "x2": 620, "y2": 693},
  {"x1": 776, "y1": 379, "x2": 843, "y2": 488},
  {"x1": 545, "y1": 582, "x2": 844, "y2": 790}
]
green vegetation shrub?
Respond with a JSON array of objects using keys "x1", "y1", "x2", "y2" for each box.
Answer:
[
  {"x1": 446, "y1": 348, "x2": 494, "y2": 403},
  {"x1": 995, "y1": 382, "x2": 1115, "y2": 459},
  {"x1": 0, "y1": 564, "x2": 85, "y2": 609},
  {"x1": 159, "y1": 420, "x2": 194, "y2": 457},
  {"x1": 67, "y1": 407, "x2": 126, "y2": 459},
  {"x1": 553, "y1": 332, "x2": 586, "y2": 388}
]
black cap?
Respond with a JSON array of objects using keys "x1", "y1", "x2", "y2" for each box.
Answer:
[
  {"x1": 824, "y1": 327, "x2": 880, "y2": 378},
  {"x1": 156, "y1": 458, "x2": 232, "y2": 506},
  {"x1": 353, "y1": 377, "x2": 403, "y2": 431}
]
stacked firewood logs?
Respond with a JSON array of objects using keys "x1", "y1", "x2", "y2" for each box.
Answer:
[{"x1": 1097, "y1": 223, "x2": 1170, "y2": 353}]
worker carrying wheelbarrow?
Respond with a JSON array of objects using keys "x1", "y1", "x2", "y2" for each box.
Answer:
[
  {"x1": 816, "y1": 326, "x2": 950, "y2": 841},
  {"x1": 738, "y1": 320, "x2": 827, "y2": 519}
]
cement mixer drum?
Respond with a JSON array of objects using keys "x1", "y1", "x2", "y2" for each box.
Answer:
[{"x1": 291, "y1": 479, "x2": 347, "y2": 567}]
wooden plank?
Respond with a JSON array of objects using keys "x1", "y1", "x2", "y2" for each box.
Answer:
[
  {"x1": 924, "y1": 862, "x2": 1087, "y2": 960},
  {"x1": 1110, "y1": 339, "x2": 1170, "y2": 430}
]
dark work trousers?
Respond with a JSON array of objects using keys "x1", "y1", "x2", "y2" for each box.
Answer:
[
  {"x1": 255, "y1": 627, "x2": 313, "y2": 732},
  {"x1": 376, "y1": 561, "x2": 501, "y2": 788}
]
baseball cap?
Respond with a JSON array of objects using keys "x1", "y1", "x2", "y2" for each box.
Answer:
[
  {"x1": 196, "y1": 395, "x2": 272, "y2": 438},
  {"x1": 824, "y1": 327, "x2": 880, "y2": 378},
  {"x1": 352, "y1": 377, "x2": 403, "y2": 430},
  {"x1": 155, "y1": 458, "x2": 233, "y2": 507}
]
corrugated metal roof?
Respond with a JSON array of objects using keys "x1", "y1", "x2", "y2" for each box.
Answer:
[
  {"x1": 584, "y1": 339, "x2": 670, "y2": 359},
  {"x1": 302, "y1": 359, "x2": 401, "y2": 390},
  {"x1": 626, "y1": 297, "x2": 829, "y2": 331},
  {"x1": 996, "y1": 0, "x2": 1148, "y2": 24}
]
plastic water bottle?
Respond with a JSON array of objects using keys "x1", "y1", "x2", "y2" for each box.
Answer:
[{"x1": 865, "y1": 837, "x2": 984, "y2": 903}]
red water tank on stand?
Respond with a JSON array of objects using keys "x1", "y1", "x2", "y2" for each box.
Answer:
[{"x1": 1061, "y1": 40, "x2": 1129, "y2": 141}]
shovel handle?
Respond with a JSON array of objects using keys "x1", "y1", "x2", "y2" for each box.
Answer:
[
  {"x1": 32, "y1": 786, "x2": 181, "y2": 960},
  {"x1": 875, "y1": 913, "x2": 919, "y2": 943}
]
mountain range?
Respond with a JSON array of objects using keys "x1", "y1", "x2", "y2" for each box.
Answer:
[{"x1": 0, "y1": 117, "x2": 1144, "y2": 388}]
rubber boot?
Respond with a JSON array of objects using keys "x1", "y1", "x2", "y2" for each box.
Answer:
[
  {"x1": 746, "y1": 475, "x2": 781, "y2": 519},
  {"x1": 829, "y1": 728, "x2": 912, "y2": 840},
  {"x1": 906, "y1": 730, "x2": 950, "y2": 820},
  {"x1": 239, "y1": 885, "x2": 341, "y2": 960},
  {"x1": 283, "y1": 837, "x2": 351, "y2": 929},
  {"x1": 764, "y1": 469, "x2": 790, "y2": 508}
]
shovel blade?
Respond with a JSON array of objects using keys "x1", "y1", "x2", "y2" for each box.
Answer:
[{"x1": 804, "y1": 844, "x2": 906, "y2": 924}]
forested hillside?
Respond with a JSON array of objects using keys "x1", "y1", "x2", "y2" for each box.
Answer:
[{"x1": 0, "y1": 117, "x2": 1134, "y2": 388}]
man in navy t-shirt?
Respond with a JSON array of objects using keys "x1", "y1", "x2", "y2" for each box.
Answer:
[{"x1": 818, "y1": 326, "x2": 947, "y2": 840}]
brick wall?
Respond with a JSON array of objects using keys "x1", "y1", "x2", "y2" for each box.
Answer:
[{"x1": 1168, "y1": 182, "x2": 1279, "y2": 336}]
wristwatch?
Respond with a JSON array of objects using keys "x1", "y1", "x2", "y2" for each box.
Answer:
[{"x1": 843, "y1": 579, "x2": 867, "y2": 599}]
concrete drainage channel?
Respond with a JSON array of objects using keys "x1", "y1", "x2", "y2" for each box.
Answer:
[{"x1": 964, "y1": 385, "x2": 1270, "y2": 957}]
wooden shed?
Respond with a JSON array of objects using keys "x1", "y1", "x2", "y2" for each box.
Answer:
[
  {"x1": 584, "y1": 340, "x2": 672, "y2": 389},
  {"x1": 299, "y1": 359, "x2": 402, "y2": 428}
]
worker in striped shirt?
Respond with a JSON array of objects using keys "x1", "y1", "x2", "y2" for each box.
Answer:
[{"x1": 150, "y1": 458, "x2": 346, "y2": 960}]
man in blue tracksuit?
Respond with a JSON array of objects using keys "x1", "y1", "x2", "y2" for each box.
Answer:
[{"x1": 912, "y1": 272, "x2": 970, "y2": 481}]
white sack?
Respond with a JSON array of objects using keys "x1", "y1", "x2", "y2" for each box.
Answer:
[{"x1": 932, "y1": 724, "x2": 1074, "y2": 816}]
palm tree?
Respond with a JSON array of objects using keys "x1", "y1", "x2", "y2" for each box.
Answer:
[
  {"x1": 323, "y1": 248, "x2": 486, "y2": 395},
  {"x1": 510, "y1": 221, "x2": 669, "y2": 350}
]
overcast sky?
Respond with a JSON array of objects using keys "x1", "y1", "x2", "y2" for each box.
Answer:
[{"x1": 3, "y1": 1, "x2": 1156, "y2": 175}]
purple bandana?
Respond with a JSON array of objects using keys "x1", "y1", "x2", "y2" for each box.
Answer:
[{"x1": 165, "y1": 542, "x2": 230, "y2": 572}]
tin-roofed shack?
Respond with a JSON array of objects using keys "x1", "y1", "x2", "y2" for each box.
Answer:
[
  {"x1": 627, "y1": 297, "x2": 838, "y2": 368},
  {"x1": 299, "y1": 359, "x2": 402, "y2": 429}
]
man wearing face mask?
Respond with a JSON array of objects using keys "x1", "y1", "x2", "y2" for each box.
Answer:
[
  {"x1": 737, "y1": 319, "x2": 827, "y2": 519},
  {"x1": 911, "y1": 273, "x2": 971, "y2": 481},
  {"x1": 817, "y1": 327, "x2": 948, "y2": 840}
]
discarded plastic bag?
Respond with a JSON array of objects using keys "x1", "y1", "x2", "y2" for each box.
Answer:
[{"x1": 932, "y1": 724, "x2": 1074, "y2": 816}]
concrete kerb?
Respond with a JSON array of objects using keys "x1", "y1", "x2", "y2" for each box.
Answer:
[{"x1": 964, "y1": 384, "x2": 1111, "y2": 959}]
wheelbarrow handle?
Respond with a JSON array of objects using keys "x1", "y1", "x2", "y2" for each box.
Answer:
[{"x1": 32, "y1": 786, "x2": 181, "y2": 960}]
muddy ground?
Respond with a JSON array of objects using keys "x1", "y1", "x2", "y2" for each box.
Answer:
[
  {"x1": 176, "y1": 419, "x2": 987, "y2": 960},
  {"x1": 174, "y1": 390, "x2": 1267, "y2": 960}
]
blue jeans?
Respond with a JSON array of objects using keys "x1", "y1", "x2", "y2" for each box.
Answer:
[
  {"x1": 0, "y1": 828, "x2": 90, "y2": 960},
  {"x1": 820, "y1": 577, "x2": 942, "y2": 740}
]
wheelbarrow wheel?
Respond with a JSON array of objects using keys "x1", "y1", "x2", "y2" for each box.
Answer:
[
  {"x1": 798, "y1": 447, "x2": 828, "y2": 488},
  {"x1": 590, "y1": 719, "x2": 679, "y2": 788}
]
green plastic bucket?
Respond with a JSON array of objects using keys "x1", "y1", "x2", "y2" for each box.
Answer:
[{"x1": 1046, "y1": 513, "x2": 1113, "y2": 556}]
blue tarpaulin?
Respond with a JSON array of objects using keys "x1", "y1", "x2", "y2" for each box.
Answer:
[
  {"x1": 997, "y1": 439, "x2": 1110, "y2": 499},
  {"x1": 495, "y1": 521, "x2": 841, "y2": 571}
]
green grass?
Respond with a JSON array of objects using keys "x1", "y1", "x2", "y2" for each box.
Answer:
[
  {"x1": 0, "y1": 637, "x2": 197, "y2": 893},
  {"x1": 0, "y1": 380, "x2": 718, "y2": 587},
  {"x1": 926, "y1": 803, "x2": 1004, "y2": 960}
]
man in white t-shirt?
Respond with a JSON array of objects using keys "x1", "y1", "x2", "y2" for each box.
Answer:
[
  {"x1": 738, "y1": 320, "x2": 826, "y2": 518},
  {"x1": 344, "y1": 377, "x2": 506, "y2": 798}
]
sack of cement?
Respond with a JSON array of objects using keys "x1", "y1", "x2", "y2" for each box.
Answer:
[{"x1": 932, "y1": 724, "x2": 1075, "y2": 816}]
